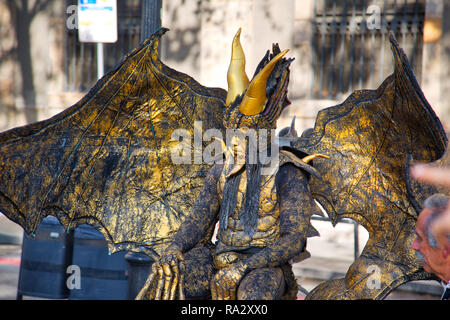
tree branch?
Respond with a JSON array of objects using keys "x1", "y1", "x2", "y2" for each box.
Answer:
[
  {"x1": 0, "y1": 47, "x2": 17, "y2": 64},
  {"x1": 6, "y1": 0, "x2": 20, "y2": 12},
  {"x1": 30, "y1": 0, "x2": 53, "y2": 18}
]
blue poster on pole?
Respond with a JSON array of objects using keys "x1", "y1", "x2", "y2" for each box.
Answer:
[{"x1": 78, "y1": 0, "x2": 117, "y2": 43}]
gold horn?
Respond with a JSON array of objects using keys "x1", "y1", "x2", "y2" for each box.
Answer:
[
  {"x1": 239, "y1": 49, "x2": 289, "y2": 116},
  {"x1": 226, "y1": 28, "x2": 249, "y2": 106},
  {"x1": 301, "y1": 154, "x2": 330, "y2": 164}
]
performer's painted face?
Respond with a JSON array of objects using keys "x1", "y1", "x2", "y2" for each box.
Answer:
[
  {"x1": 221, "y1": 125, "x2": 277, "y2": 178},
  {"x1": 222, "y1": 127, "x2": 248, "y2": 178},
  {"x1": 229, "y1": 130, "x2": 247, "y2": 165}
]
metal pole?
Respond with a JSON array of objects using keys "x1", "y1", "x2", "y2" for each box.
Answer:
[
  {"x1": 126, "y1": 3, "x2": 162, "y2": 297},
  {"x1": 140, "y1": 0, "x2": 162, "y2": 42},
  {"x1": 97, "y1": 42, "x2": 104, "y2": 79},
  {"x1": 354, "y1": 221, "x2": 359, "y2": 260}
]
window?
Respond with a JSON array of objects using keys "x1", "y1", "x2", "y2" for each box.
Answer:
[{"x1": 310, "y1": 0, "x2": 425, "y2": 100}]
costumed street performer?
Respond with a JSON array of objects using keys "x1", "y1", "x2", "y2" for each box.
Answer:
[
  {"x1": 136, "y1": 29, "x2": 328, "y2": 300},
  {"x1": 0, "y1": 24, "x2": 444, "y2": 301}
]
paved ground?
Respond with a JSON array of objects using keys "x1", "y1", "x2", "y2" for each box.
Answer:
[{"x1": 0, "y1": 214, "x2": 444, "y2": 300}]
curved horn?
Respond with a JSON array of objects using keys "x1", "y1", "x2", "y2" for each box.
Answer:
[
  {"x1": 301, "y1": 154, "x2": 330, "y2": 164},
  {"x1": 239, "y1": 49, "x2": 289, "y2": 116},
  {"x1": 226, "y1": 28, "x2": 249, "y2": 106}
]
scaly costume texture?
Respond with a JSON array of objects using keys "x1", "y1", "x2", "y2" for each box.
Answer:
[
  {"x1": 0, "y1": 28, "x2": 446, "y2": 300},
  {"x1": 137, "y1": 28, "x2": 324, "y2": 300}
]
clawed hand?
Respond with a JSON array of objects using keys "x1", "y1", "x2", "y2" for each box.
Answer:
[
  {"x1": 135, "y1": 248, "x2": 185, "y2": 300},
  {"x1": 210, "y1": 263, "x2": 246, "y2": 300}
]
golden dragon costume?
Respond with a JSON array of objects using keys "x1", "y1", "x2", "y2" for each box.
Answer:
[
  {"x1": 136, "y1": 28, "x2": 326, "y2": 300},
  {"x1": 0, "y1": 28, "x2": 446, "y2": 300}
]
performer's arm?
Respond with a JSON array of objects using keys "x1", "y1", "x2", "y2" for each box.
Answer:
[
  {"x1": 137, "y1": 164, "x2": 223, "y2": 300},
  {"x1": 169, "y1": 163, "x2": 222, "y2": 253},
  {"x1": 210, "y1": 163, "x2": 316, "y2": 299}
]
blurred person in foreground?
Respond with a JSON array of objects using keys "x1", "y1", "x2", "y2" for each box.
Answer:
[{"x1": 411, "y1": 193, "x2": 450, "y2": 299}]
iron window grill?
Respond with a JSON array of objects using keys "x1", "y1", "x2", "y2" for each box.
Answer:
[
  {"x1": 64, "y1": 0, "x2": 143, "y2": 92},
  {"x1": 311, "y1": 0, "x2": 425, "y2": 100}
]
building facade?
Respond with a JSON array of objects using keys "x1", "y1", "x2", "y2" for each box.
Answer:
[{"x1": 0, "y1": 0, "x2": 448, "y2": 135}]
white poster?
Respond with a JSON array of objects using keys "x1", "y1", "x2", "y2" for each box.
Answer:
[{"x1": 78, "y1": 0, "x2": 118, "y2": 43}]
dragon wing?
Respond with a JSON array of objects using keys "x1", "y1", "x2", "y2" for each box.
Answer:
[
  {"x1": 293, "y1": 33, "x2": 447, "y2": 299},
  {"x1": 0, "y1": 28, "x2": 226, "y2": 260}
]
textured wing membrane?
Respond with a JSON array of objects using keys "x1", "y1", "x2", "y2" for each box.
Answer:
[
  {"x1": 295, "y1": 34, "x2": 447, "y2": 299},
  {"x1": 0, "y1": 28, "x2": 226, "y2": 259}
]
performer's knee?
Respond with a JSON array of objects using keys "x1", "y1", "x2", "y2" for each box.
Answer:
[{"x1": 236, "y1": 267, "x2": 285, "y2": 300}]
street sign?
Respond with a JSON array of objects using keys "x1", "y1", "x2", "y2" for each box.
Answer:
[{"x1": 77, "y1": 0, "x2": 118, "y2": 43}]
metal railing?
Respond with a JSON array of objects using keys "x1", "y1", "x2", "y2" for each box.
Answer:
[
  {"x1": 311, "y1": 0, "x2": 425, "y2": 100},
  {"x1": 64, "y1": 0, "x2": 143, "y2": 92},
  {"x1": 311, "y1": 215, "x2": 360, "y2": 261}
]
